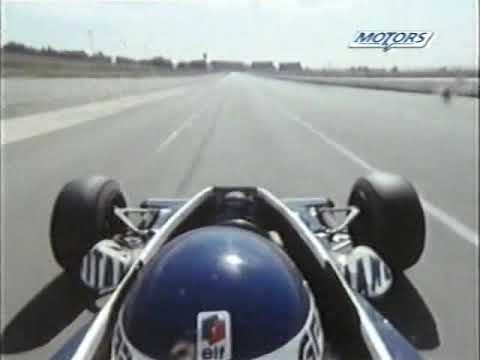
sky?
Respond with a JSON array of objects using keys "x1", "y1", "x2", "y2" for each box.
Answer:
[{"x1": 1, "y1": 0, "x2": 478, "y2": 69}]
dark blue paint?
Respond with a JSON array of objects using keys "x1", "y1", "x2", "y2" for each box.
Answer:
[
  {"x1": 122, "y1": 226, "x2": 310, "y2": 359},
  {"x1": 50, "y1": 324, "x2": 90, "y2": 360},
  {"x1": 356, "y1": 296, "x2": 424, "y2": 360}
]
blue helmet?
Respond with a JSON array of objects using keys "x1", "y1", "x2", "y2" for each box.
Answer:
[{"x1": 112, "y1": 226, "x2": 324, "y2": 360}]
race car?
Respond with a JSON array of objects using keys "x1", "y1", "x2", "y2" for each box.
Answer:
[{"x1": 49, "y1": 172, "x2": 425, "y2": 360}]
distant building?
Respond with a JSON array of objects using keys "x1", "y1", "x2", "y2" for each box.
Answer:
[
  {"x1": 210, "y1": 60, "x2": 246, "y2": 71},
  {"x1": 146, "y1": 57, "x2": 173, "y2": 70},
  {"x1": 89, "y1": 52, "x2": 112, "y2": 64},
  {"x1": 278, "y1": 62, "x2": 303, "y2": 72},
  {"x1": 251, "y1": 61, "x2": 276, "y2": 71},
  {"x1": 175, "y1": 59, "x2": 207, "y2": 71},
  {"x1": 189, "y1": 60, "x2": 208, "y2": 70},
  {"x1": 176, "y1": 61, "x2": 189, "y2": 70}
]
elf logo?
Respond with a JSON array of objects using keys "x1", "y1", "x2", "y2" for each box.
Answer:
[{"x1": 197, "y1": 311, "x2": 232, "y2": 360}]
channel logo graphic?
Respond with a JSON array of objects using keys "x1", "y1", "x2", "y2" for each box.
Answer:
[
  {"x1": 349, "y1": 31, "x2": 434, "y2": 51},
  {"x1": 197, "y1": 311, "x2": 232, "y2": 360}
]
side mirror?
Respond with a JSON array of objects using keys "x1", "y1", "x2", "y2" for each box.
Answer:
[{"x1": 338, "y1": 246, "x2": 393, "y2": 299}]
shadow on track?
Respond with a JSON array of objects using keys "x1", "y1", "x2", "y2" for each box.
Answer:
[
  {"x1": 0, "y1": 268, "x2": 440, "y2": 355},
  {"x1": 0, "y1": 272, "x2": 97, "y2": 354},
  {"x1": 373, "y1": 273, "x2": 440, "y2": 350}
]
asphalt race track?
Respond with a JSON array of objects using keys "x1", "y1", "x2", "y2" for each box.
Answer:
[{"x1": 1, "y1": 73, "x2": 478, "y2": 359}]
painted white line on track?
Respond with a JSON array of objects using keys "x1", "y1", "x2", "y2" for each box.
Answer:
[
  {"x1": 156, "y1": 120, "x2": 192, "y2": 153},
  {"x1": 289, "y1": 114, "x2": 376, "y2": 172},
  {"x1": 281, "y1": 108, "x2": 479, "y2": 247},
  {"x1": 421, "y1": 200, "x2": 478, "y2": 246},
  {"x1": 1, "y1": 86, "x2": 188, "y2": 146},
  {"x1": 155, "y1": 99, "x2": 213, "y2": 153}
]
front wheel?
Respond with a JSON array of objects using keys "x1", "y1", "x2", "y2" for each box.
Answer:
[
  {"x1": 50, "y1": 176, "x2": 127, "y2": 277},
  {"x1": 348, "y1": 172, "x2": 425, "y2": 272}
]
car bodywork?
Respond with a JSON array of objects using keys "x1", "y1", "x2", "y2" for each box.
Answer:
[{"x1": 52, "y1": 186, "x2": 423, "y2": 360}]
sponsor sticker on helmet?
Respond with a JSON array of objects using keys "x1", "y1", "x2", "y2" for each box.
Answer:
[{"x1": 197, "y1": 311, "x2": 232, "y2": 360}]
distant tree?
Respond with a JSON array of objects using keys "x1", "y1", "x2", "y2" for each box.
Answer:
[
  {"x1": 2, "y1": 41, "x2": 36, "y2": 54},
  {"x1": 116, "y1": 56, "x2": 137, "y2": 64},
  {"x1": 438, "y1": 66, "x2": 448, "y2": 74},
  {"x1": 391, "y1": 66, "x2": 398, "y2": 73}
]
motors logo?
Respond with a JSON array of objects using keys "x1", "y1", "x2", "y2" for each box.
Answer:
[
  {"x1": 197, "y1": 311, "x2": 232, "y2": 360},
  {"x1": 349, "y1": 31, "x2": 434, "y2": 51}
]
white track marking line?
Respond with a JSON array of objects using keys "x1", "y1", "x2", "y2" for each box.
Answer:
[
  {"x1": 421, "y1": 200, "x2": 478, "y2": 246},
  {"x1": 289, "y1": 114, "x2": 376, "y2": 172},
  {"x1": 1, "y1": 86, "x2": 188, "y2": 146},
  {"x1": 155, "y1": 100, "x2": 212, "y2": 153},
  {"x1": 156, "y1": 120, "x2": 192, "y2": 153},
  {"x1": 280, "y1": 108, "x2": 478, "y2": 247}
]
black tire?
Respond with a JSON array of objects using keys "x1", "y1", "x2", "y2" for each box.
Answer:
[
  {"x1": 348, "y1": 172, "x2": 425, "y2": 271},
  {"x1": 50, "y1": 176, "x2": 127, "y2": 275}
]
